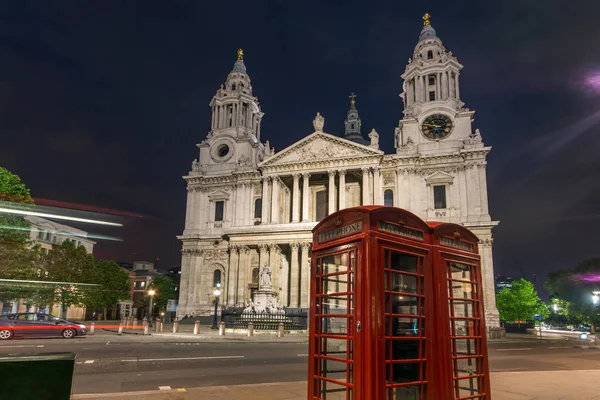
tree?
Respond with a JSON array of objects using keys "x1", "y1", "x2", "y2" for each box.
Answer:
[
  {"x1": 84, "y1": 260, "x2": 131, "y2": 320},
  {"x1": 545, "y1": 258, "x2": 600, "y2": 331},
  {"x1": 39, "y1": 241, "x2": 95, "y2": 318},
  {"x1": 496, "y1": 279, "x2": 548, "y2": 323},
  {"x1": 146, "y1": 276, "x2": 177, "y2": 311},
  {"x1": 0, "y1": 166, "x2": 34, "y2": 243}
]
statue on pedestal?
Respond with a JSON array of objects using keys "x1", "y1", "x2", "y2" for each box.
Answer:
[{"x1": 260, "y1": 263, "x2": 272, "y2": 289}]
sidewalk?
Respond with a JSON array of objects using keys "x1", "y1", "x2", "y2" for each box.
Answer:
[
  {"x1": 70, "y1": 370, "x2": 600, "y2": 400},
  {"x1": 88, "y1": 320, "x2": 308, "y2": 343}
]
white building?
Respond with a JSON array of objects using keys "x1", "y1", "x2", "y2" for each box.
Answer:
[
  {"x1": 177, "y1": 16, "x2": 500, "y2": 327},
  {"x1": 26, "y1": 215, "x2": 95, "y2": 254},
  {"x1": 1, "y1": 215, "x2": 96, "y2": 318}
]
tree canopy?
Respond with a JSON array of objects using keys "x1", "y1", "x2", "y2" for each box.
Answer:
[
  {"x1": 147, "y1": 276, "x2": 177, "y2": 310},
  {"x1": 0, "y1": 166, "x2": 34, "y2": 243},
  {"x1": 545, "y1": 258, "x2": 600, "y2": 329},
  {"x1": 496, "y1": 278, "x2": 548, "y2": 322},
  {"x1": 84, "y1": 260, "x2": 131, "y2": 315}
]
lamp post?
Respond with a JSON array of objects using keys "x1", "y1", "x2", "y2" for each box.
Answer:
[
  {"x1": 593, "y1": 292, "x2": 599, "y2": 305},
  {"x1": 211, "y1": 283, "x2": 221, "y2": 329},
  {"x1": 147, "y1": 289, "x2": 156, "y2": 328}
]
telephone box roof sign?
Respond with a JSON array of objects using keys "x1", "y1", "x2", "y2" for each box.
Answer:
[
  {"x1": 312, "y1": 206, "x2": 430, "y2": 248},
  {"x1": 428, "y1": 221, "x2": 479, "y2": 254}
]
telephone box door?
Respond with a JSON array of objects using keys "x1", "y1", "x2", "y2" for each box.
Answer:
[{"x1": 310, "y1": 244, "x2": 361, "y2": 400}]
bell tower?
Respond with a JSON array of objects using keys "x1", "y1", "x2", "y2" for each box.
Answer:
[
  {"x1": 196, "y1": 49, "x2": 266, "y2": 171},
  {"x1": 395, "y1": 14, "x2": 482, "y2": 155}
]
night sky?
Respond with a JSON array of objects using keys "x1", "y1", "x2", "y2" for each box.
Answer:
[{"x1": 0, "y1": 1, "x2": 598, "y2": 295}]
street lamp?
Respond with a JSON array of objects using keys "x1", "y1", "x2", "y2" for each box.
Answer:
[
  {"x1": 593, "y1": 292, "x2": 599, "y2": 305},
  {"x1": 147, "y1": 289, "x2": 156, "y2": 328},
  {"x1": 553, "y1": 303, "x2": 559, "y2": 312},
  {"x1": 211, "y1": 283, "x2": 221, "y2": 329}
]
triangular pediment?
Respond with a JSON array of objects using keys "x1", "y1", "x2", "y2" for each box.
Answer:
[
  {"x1": 260, "y1": 132, "x2": 383, "y2": 167},
  {"x1": 425, "y1": 171, "x2": 454, "y2": 185}
]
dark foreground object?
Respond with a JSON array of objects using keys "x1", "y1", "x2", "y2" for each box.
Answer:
[{"x1": 0, "y1": 352, "x2": 76, "y2": 400}]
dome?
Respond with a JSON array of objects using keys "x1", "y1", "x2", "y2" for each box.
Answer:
[
  {"x1": 232, "y1": 59, "x2": 247, "y2": 74},
  {"x1": 419, "y1": 24, "x2": 437, "y2": 41}
]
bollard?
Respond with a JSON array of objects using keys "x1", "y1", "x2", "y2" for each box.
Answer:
[
  {"x1": 118, "y1": 323, "x2": 123, "y2": 335},
  {"x1": 193, "y1": 320, "x2": 200, "y2": 335},
  {"x1": 133, "y1": 318, "x2": 138, "y2": 328},
  {"x1": 142, "y1": 316, "x2": 148, "y2": 325},
  {"x1": 218, "y1": 321, "x2": 226, "y2": 336},
  {"x1": 89, "y1": 322, "x2": 95, "y2": 335},
  {"x1": 173, "y1": 321, "x2": 179, "y2": 333},
  {"x1": 144, "y1": 324, "x2": 149, "y2": 335},
  {"x1": 154, "y1": 321, "x2": 159, "y2": 332},
  {"x1": 247, "y1": 322, "x2": 254, "y2": 337},
  {"x1": 159, "y1": 321, "x2": 164, "y2": 332},
  {"x1": 278, "y1": 322, "x2": 285, "y2": 338}
]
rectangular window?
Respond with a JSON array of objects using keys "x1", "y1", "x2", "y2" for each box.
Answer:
[
  {"x1": 215, "y1": 201, "x2": 225, "y2": 221},
  {"x1": 429, "y1": 91, "x2": 436, "y2": 101},
  {"x1": 428, "y1": 75, "x2": 435, "y2": 86},
  {"x1": 434, "y1": 185, "x2": 447, "y2": 209}
]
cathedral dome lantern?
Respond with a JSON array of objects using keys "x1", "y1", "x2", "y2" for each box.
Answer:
[{"x1": 343, "y1": 92, "x2": 368, "y2": 146}]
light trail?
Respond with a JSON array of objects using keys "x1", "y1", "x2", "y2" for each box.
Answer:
[{"x1": 0, "y1": 207, "x2": 123, "y2": 227}]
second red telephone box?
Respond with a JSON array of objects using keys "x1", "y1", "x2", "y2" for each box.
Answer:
[{"x1": 309, "y1": 206, "x2": 491, "y2": 400}]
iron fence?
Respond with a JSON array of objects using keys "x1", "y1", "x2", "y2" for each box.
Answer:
[{"x1": 221, "y1": 307, "x2": 308, "y2": 331}]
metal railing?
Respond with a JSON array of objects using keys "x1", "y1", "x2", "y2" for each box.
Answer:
[{"x1": 221, "y1": 307, "x2": 308, "y2": 331}]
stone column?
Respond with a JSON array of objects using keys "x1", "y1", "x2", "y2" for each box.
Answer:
[
  {"x1": 237, "y1": 247, "x2": 250, "y2": 305},
  {"x1": 280, "y1": 251, "x2": 290, "y2": 306},
  {"x1": 184, "y1": 187, "x2": 194, "y2": 232},
  {"x1": 290, "y1": 173, "x2": 300, "y2": 222},
  {"x1": 478, "y1": 163, "x2": 490, "y2": 218},
  {"x1": 328, "y1": 170, "x2": 336, "y2": 215},
  {"x1": 300, "y1": 242, "x2": 311, "y2": 308},
  {"x1": 268, "y1": 244, "x2": 282, "y2": 295},
  {"x1": 373, "y1": 167, "x2": 382, "y2": 205},
  {"x1": 455, "y1": 73, "x2": 460, "y2": 100},
  {"x1": 302, "y1": 173, "x2": 310, "y2": 222},
  {"x1": 338, "y1": 169, "x2": 346, "y2": 210},
  {"x1": 361, "y1": 167, "x2": 370, "y2": 205},
  {"x1": 479, "y1": 237, "x2": 500, "y2": 328},
  {"x1": 261, "y1": 176, "x2": 270, "y2": 224},
  {"x1": 466, "y1": 164, "x2": 482, "y2": 220},
  {"x1": 271, "y1": 177, "x2": 280, "y2": 224},
  {"x1": 178, "y1": 253, "x2": 190, "y2": 314},
  {"x1": 436, "y1": 72, "x2": 441, "y2": 100},
  {"x1": 368, "y1": 168, "x2": 375, "y2": 204},
  {"x1": 192, "y1": 252, "x2": 203, "y2": 311},
  {"x1": 195, "y1": 188, "x2": 206, "y2": 232},
  {"x1": 289, "y1": 243, "x2": 300, "y2": 307},
  {"x1": 227, "y1": 246, "x2": 239, "y2": 306},
  {"x1": 441, "y1": 72, "x2": 448, "y2": 100}
]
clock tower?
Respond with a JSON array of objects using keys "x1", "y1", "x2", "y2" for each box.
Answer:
[{"x1": 395, "y1": 13, "x2": 480, "y2": 156}]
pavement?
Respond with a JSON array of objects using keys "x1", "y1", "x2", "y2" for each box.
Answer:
[
  {"x1": 70, "y1": 370, "x2": 600, "y2": 400},
  {"x1": 3, "y1": 327, "x2": 600, "y2": 399}
]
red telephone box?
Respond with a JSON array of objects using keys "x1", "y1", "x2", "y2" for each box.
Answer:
[{"x1": 309, "y1": 206, "x2": 491, "y2": 400}]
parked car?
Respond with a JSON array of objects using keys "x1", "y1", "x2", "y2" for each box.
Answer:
[{"x1": 0, "y1": 313, "x2": 87, "y2": 340}]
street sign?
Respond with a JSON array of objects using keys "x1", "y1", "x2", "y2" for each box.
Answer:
[{"x1": 534, "y1": 314, "x2": 542, "y2": 321}]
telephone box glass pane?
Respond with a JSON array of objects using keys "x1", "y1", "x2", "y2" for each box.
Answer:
[
  {"x1": 313, "y1": 250, "x2": 356, "y2": 399},
  {"x1": 446, "y1": 261, "x2": 485, "y2": 398},
  {"x1": 384, "y1": 249, "x2": 427, "y2": 397}
]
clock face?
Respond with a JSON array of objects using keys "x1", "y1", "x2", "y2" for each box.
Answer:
[{"x1": 421, "y1": 114, "x2": 453, "y2": 140}]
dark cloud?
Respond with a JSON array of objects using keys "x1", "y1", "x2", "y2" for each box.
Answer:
[{"x1": 0, "y1": 1, "x2": 598, "y2": 294}]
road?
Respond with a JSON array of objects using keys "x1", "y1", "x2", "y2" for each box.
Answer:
[{"x1": 0, "y1": 333, "x2": 599, "y2": 394}]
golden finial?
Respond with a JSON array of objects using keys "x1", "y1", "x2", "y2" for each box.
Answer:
[
  {"x1": 349, "y1": 92, "x2": 357, "y2": 107},
  {"x1": 237, "y1": 48, "x2": 244, "y2": 61},
  {"x1": 423, "y1": 13, "x2": 431, "y2": 26}
]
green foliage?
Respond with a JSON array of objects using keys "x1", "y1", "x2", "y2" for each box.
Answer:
[
  {"x1": 496, "y1": 279, "x2": 548, "y2": 322},
  {"x1": 147, "y1": 276, "x2": 177, "y2": 310},
  {"x1": 0, "y1": 167, "x2": 34, "y2": 243},
  {"x1": 37, "y1": 241, "x2": 95, "y2": 317},
  {"x1": 84, "y1": 260, "x2": 131, "y2": 311},
  {"x1": 544, "y1": 258, "x2": 600, "y2": 328}
]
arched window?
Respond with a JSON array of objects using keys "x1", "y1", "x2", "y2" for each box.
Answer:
[
  {"x1": 254, "y1": 198, "x2": 262, "y2": 218},
  {"x1": 213, "y1": 270, "x2": 222, "y2": 287},
  {"x1": 427, "y1": 50, "x2": 433, "y2": 60},
  {"x1": 384, "y1": 190, "x2": 394, "y2": 207},
  {"x1": 252, "y1": 268, "x2": 259, "y2": 284}
]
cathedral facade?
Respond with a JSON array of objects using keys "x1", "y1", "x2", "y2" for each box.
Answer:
[{"x1": 177, "y1": 17, "x2": 500, "y2": 327}]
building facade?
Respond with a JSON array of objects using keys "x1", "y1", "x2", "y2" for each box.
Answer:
[{"x1": 177, "y1": 16, "x2": 500, "y2": 327}]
